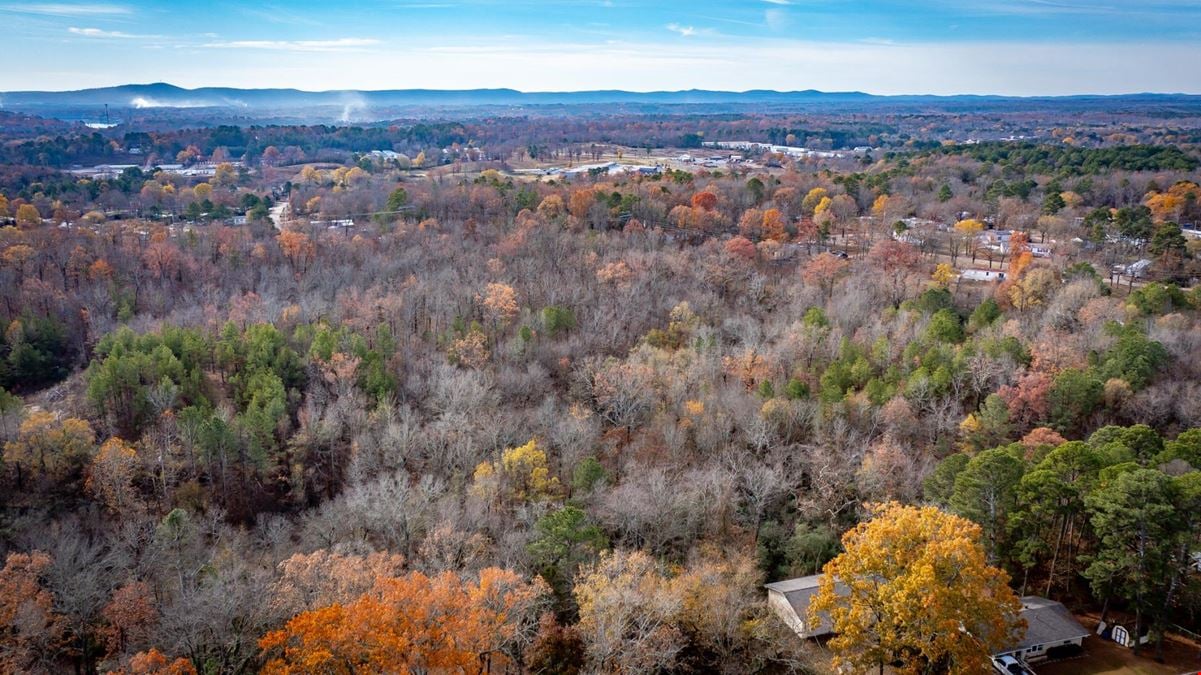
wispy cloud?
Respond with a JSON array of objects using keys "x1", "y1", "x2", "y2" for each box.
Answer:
[
  {"x1": 666, "y1": 22, "x2": 717, "y2": 37},
  {"x1": 764, "y1": 8, "x2": 790, "y2": 30},
  {"x1": 68, "y1": 26, "x2": 153, "y2": 38},
  {"x1": 762, "y1": 0, "x2": 791, "y2": 4},
  {"x1": 666, "y1": 22, "x2": 696, "y2": 36},
  {"x1": 204, "y1": 38, "x2": 381, "y2": 52},
  {"x1": 1, "y1": 3, "x2": 129, "y2": 16},
  {"x1": 239, "y1": 5, "x2": 322, "y2": 26},
  {"x1": 950, "y1": 0, "x2": 1201, "y2": 17}
]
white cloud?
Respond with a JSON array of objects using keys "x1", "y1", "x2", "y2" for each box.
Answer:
[
  {"x1": 203, "y1": 38, "x2": 381, "y2": 52},
  {"x1": 666, "y1": 22, "x2": 718, "y2": 37},
  {"x1": 762, "y1": 0, "x2": 792, "y2": 4},
  {"x1": 764, "y1": 8, "x2": 790, "y2": 30},
  {"x1": 666, "y1": 23, "x2": 696, "y2": 37},
  {"x1": 68, "y1": 26, "x2": 153, "y2": 38},
  {"x1": 1, "y1": 3, "x2": 129, "y2": 16}
]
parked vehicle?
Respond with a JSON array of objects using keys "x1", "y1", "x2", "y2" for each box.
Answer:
[{"x1": 992, "y1": 654, "x2": 1036, "y2": 675}]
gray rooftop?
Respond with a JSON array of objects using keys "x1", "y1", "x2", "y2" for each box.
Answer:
[
  {"x1": 1011, "y1": 596, "x2": 1090, "y2": 651},
  {"x1": 764, "y1": 574, "x2": 821, "y2": 594},
  {"x1": 765, "y1": 574, "x2": 837, "y2": 637},
  {"x1": 766, "y1": 576, "x2": 1088, "y2": 650}
]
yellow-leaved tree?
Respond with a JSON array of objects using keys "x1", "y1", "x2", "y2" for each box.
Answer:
[
  {"x1": 932, "y1": 263, "x2": 956, "y2": 288},
  {"x1": 472, "y1": 439, "x2": 561, "y2": 506},
  {"x1": 809, "y1": 502, "x2": 1025, "y2": 675},
  {"x1": 952, "y1": 218, "x2": 985, "y2": 266},
  {"x1": 3, "y1": 411, "x2": 95, "y2": 484}
]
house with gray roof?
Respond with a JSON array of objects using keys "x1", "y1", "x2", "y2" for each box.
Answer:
[
  {"x1": 764, "y1": 575, "x2": 831, "y2": 638},
  {"x1": 766, "y1": 575, "x2": 1089, "y2": 661},
  {"x1": 1004, "y1": 596, "x2": 1091, "y2": 662}
]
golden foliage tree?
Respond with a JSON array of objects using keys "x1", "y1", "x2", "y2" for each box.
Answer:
[
  {"x1": 15, "y1": 203, "x2": 41, "y2": 228},
  {"x1": 481, "y1": 282, "x2": 519, "y2": 327},
  {"x1": 448, "y1": 329, "x2": 489, "y2": 369},
  {"x1": 671, "y1": 547, "x2": 766, "y2": 666},
  {"x1": 212, "y1": 162, "x2": 237, "y2": 187},
  {"x1": 932, "y1": 262, "x2": 956, "y2": 288},
  {"x1": 952, "y1": 218, "x2": 984, "y2": 265},
  {"x1": 1145, "y1": 180, "x2": 1200, "y2": 223},
  {"x1": 809, "y1": 502, "x2": 1025, "y2": 675},
  {"x1": 3, "y1": 411, "x2": 95, "y2": 483},
  {"x1": 802, "y1": 187, "x2": 829, "y2": 215},
  {"x1": 87, "y1": 437, "x2": 142, "y2": 513},
  {"x1": 472, "y1": 438, "x2": 561, "y2": 506},
  {"x1": 537, "y1": 194, "x2": 565, "y2": 219},
  {"x1": 1008, "y1": 267, "x2": 1057, "y2": 313}
]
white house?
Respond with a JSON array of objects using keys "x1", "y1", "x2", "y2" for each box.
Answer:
[
  {"x1": 978, "y1": 229, "x2": 1014, "y2": 253},
  {"x1": 960, "y1": 269, "x2": 1007, "y2": 282},
  {"x1": 1114, "y1": 259, "x2": 1153, "y2": 279}
]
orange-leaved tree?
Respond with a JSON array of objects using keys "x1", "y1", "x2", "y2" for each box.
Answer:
[
  {"x1": 802, "y1": 252, "x2": 849, "y2": 301},
  {"x1": 260, "y1": 567, "x2": 547, "y2": 674},
  {"x1": 809, "y1": 502, "x2": 1025, "y2": 675},
  {"x1": 0, "y1": 551, "x2": 66, "y2": 672},
  {"x1": 107, "y1": 648, "x2": 197, "y2": 675}
]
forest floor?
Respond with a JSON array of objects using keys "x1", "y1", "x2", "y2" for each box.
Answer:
[{"x1": 1038, "y1": 615, "x2": 1201, "y2": 675}]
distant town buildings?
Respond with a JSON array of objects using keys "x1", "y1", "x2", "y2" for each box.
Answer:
[
  {"x1": 702, "y1": 140, "x2": 873, "y2": 159},
  {"x1": 533, "y1": 162, "x2": 663, "y2": 180},
  {"x1": 64, "y1": 160, "x2": 242, "y2": 180}
]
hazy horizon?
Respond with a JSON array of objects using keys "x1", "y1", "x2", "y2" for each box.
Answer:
[
  {"x1": 4, "y1": 81, "x2": 1201, "y2": 98},
  {"x1": 4, "y1": 0, "x2": 1201, "y2": 96}
]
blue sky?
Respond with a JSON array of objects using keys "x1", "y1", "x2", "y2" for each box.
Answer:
[{"x1": 2, "y1": 1, "x2": 1201, "y2": 95}]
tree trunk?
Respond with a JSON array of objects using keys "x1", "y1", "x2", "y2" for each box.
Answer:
[
  {"x1": 1045, "y1": 514, "x2": 1067, "y2": 597},
  {"x1": 1133, "y1": 606, "x2": 1142, "y2": 656}
]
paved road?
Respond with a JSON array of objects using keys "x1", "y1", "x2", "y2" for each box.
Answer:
[{"x1": 269, "y1": 202, "x2": 289, "y2": 231}]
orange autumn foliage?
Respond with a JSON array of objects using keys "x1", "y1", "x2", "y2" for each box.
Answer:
[
  {"x1": 724, "y1": 236, "x2": 757, "y2": 261},
  {"x1": 99, "y1": 581, "x2": 158, "y2": 659},
  {"x1": 259, "y1": 568, "x2": 547, "y2": 675},
  {"x1": 690, "y1": 191, "x2": 718, "y2": 211},
  {"x1": 276, "y1": 230, "x2": 315, "y2": 273},
  {"x1": 108, "y1": 648, "x2": 197, "y2": 675},
  {"x1": 0, "y1": 551, "x2": 66, "y2": 673}
]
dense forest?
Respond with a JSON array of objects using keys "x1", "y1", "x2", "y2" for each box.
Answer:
[{"x1": 1, "y1": 106, "x2": 1200, "y2": 674}]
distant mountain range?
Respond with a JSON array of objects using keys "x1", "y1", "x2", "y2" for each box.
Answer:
[{"x1": 3, "y1": 82, "x2": 1200, "y2": 110}]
